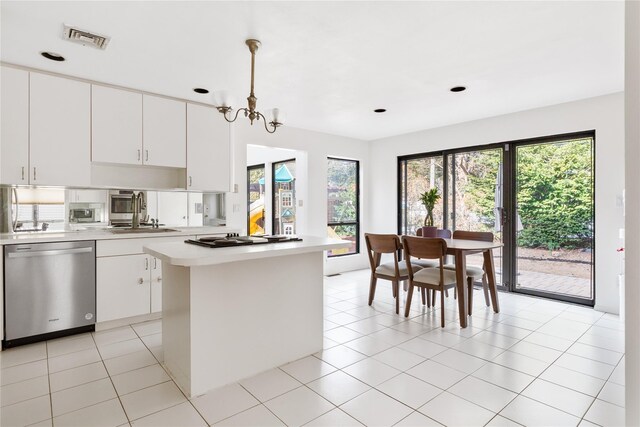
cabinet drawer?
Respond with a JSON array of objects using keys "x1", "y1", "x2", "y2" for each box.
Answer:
[{"x1": 97, "y1": 236, "x2": 186, "y2": 257}]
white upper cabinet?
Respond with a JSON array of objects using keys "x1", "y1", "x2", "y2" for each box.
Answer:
[
  {"x1": 92, "y1": 85, "x2": 143, "y2": 165},
  {"x1": 187, "y1": 103, "x2": 231, "y2": 192},
  {"x1": 1, "y1": 66, "x2": 29, "y2": 185},
  {"x1": 143, "y1": 94, "x2": 186, "y2": 168},
  {"x1": 30, "y1": 73, "x2": 91, "y2": 187}
]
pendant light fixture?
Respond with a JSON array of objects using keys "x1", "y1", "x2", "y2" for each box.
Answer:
[{"x1": 214, "y1": 39, "x2": 282, "y2": 134}]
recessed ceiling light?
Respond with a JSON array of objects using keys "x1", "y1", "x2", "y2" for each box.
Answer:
[
  {"x1": 374, "y1": 108, "x2": 387, "y2": 113},
  {"x1": 193, "y1": 88, "x2": 209, "y2": 94},
  {"x1": 41, "y1": 51, "x2": 65, "y2": 62},
  {"x1": 450, "y1": 86, "x2": 466, "y2": 92}
]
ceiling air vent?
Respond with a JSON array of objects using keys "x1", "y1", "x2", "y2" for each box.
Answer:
[{"x1": 63, "y1": 25, "x2": 110, "y2": 50}]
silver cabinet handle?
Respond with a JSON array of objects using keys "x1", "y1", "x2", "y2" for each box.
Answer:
[
  {"x1": 137, "y1": 149, "x2": 141, "y2": 161},
  {"x1": 138, "y1": 278, "x2": 144, "y2": 285},
  {"x1": 145, "y1": 150, "x2": 149, "y2": 162},
  {"x1": 157, "y1": 277, "x2": 162, "y2": 282},
  {"x1": 33, "y1": 167, "x2": 37, "y2": 181},
  {"x1": 21, "y1": 166, "x2": 25, "y2": 181},
  {"x1": 145, "y1": 257, "x2": 149, "y2": 270},
  {"x1": 189, "y1": 176, "x2": 192, "y2": 187},
  {"x1": 154, "y1": 257, "x2": 158, "y2": 269}
]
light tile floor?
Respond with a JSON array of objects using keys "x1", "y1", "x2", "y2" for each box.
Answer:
[{"x1": 0, "y1": 269, "x2": 626, "y2": 426}]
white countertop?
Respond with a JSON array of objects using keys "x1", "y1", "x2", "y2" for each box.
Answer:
[
  {"x1": 0, "y1": 226, "x2": 236, "y2": 245},
  {"x1": 143, "y1": 236, "x2": 351, "y2": 267}
]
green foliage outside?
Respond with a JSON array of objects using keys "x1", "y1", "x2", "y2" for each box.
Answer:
[
  {"x1": 402, "y1": 138, "x2": 593, "y2": 251},
  {"x1": 327, "y1": 159, "x2": 357, "y2": 238},
  {"x1": 514, "y1": 140, "x2": 593, "y2": 250},
  {"x1": 462, "y1": 139, "x2": 593, "y2": 250}
]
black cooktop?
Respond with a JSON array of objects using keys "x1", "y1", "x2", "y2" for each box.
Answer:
[{"x1": 185, "y1": 234, "x2": 302, "y2": 249}]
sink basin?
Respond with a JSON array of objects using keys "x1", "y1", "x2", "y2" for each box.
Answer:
[{"x1": 109, "y1": 227, "x2": 179, "y2": 234}]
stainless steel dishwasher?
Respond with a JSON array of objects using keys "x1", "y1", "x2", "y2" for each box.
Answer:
[{"x1": 3, "y1": 240, "x2": 96, "y2": 347}]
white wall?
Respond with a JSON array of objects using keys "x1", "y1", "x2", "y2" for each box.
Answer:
[
  {"x1": 370, "y1": 93, "x2": 625, "y2": 314},
  {"x1": 625, "y1": 0, "x2": 640, "y2": 423},
  {"x1": 227, "y1": 122, "x2": 371, "y2": 275}
]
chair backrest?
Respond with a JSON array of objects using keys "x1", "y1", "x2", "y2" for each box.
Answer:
[
  {"x1": 402, "y1": 236, "x2": 447, "y2": 261},
  {"x1": 364, "y1": 233, "x2": 402, "y2": 272},
  {"x1": 417, "y1": 226, "x2": 437, "y2": 237},
  {"x1": 436, "y1": 229, "x2": 452, "y2": 238},
  {"x1": 452, "y1": 230, "x2": 493, "y2": 242},
  {"x1": 417, "y1": 227, "x2": 450, "y2": 238}
]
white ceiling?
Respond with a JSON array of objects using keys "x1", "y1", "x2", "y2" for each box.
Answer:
[{"x1": 0, "y1": 1, "x2": 624, "y2": 141}]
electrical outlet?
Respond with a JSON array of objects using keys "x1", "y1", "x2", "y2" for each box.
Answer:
[
  {"x1": 234, "y1": 184, "x2": 239, "y2": 193},
  {"x1": 298, "y1": 199, "x2": 303, "y2": 207}
]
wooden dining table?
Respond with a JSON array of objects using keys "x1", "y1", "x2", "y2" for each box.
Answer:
[{"x1": 442, "y1": 238, "x2": 503, "y2": 328}]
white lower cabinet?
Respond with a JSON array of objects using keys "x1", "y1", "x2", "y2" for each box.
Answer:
[
  {"x1": 97, "y1": 254, "x2": 151, "y2": 322},
  {"x1": 97, "y1": 253, "x2": 163, "y2": 322}
]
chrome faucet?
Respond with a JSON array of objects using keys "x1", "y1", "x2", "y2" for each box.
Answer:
[{"x1": 131, "y1": 192, "x2": 145, "y2": 229}]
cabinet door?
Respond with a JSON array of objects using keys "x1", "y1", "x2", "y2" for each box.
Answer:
[
  {"x1": 30, "y1": 73, "x2": 91, "y2": 186},
  {"x1": 74, "y1": 189, "x2": 108, "y2": 204},
  {"x1": 1, "y1": 66, "x2": 30, "y2": 185},
  {"x1": 92, "y1": 85, "x2": 143, "y2": 165},
  {"x1": 157, "y1": 192, "x2": 188, "y2": 226},
  {"x1": 186, "y1": 103, "x2": 231, "y2": 191},
  {"x1": 150, "y1": 257, "x2": 162, "y2": 313},
  {"x1": 143, "y1": 95, "x2": 186, "y2": 168},
  {"x1": 97, "y1": 254, "x2": 151, "y2": 322}
]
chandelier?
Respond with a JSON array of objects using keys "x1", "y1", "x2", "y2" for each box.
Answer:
[{"x1": 214, "y1": 39, "x2": 282, "y2": 134}]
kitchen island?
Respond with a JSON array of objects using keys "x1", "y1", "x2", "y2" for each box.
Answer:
[{"x1": 143, "y1": 236, "x2": 350, "y2": 397}]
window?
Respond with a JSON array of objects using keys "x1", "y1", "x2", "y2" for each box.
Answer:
[
  {"x1": 247, "y1": 165, "x2": 266, "y2": 235},
  {"x1": 281, "y1": 192, "x2": 293, "y2": 208},
  {"x1": 327, "y1": 158, "x2": 359, "y2": 257},
  {"x1": 272, "y1": 159, "x2": 296, "y2": 235}
]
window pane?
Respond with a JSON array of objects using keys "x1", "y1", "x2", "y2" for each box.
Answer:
[
  {"x1": 328, "y1": 224, "x2": 357, "y2": 256},
  {"x1": 399, "y1": 156, "x2": 444, "y2": 235},
  {"x1": 247, "y1": 165, "x2": 266, "y2": 235},
  {"x1": 327, "y1": 159, "x2": 357, "y2": 223},
  {"x1": 273, "y1": 160, "x2": 296, "y2": 235},
  {"x1": 327, "y1": 158, "x2": 359, "y2": 257}
]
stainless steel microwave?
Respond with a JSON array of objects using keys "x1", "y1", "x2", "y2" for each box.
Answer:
[
  {"x1": 69, "y1": 208, "x2": 98, "y2": 223},
  {"x1": 109, "y1": 192, "x2": 145, "y2": 222}
]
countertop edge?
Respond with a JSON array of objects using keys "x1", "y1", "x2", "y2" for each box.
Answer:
[
  {"x1": 0, "y1": 226, "x2": 238, "y2": 245},
  {"x1": 143, "y1": 237, "x2": 351, "y2": 267}
]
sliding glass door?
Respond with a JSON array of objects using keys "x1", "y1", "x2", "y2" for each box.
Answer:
[
  {"x1": 447, "y1": 148, "x2": 504, "y2": 287},
  {"x1": 398, "y1": 132, "x2": 595, "y2": 305},
  {"x1": 512, "y1": 136, "x2": 594, "y2": 302}
]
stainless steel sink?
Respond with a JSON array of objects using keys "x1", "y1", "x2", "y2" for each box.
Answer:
[{"x1": 109, "y1": 227, "x2": 179, "y2": 234}]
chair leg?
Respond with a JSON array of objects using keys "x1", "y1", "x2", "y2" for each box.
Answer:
[
  {"x1": 426, "y1": 288, "x2": 431, "y2": 307},
  {"x1": 431, "y1": 289, "x2": 436, "y2": 307},
  {"x1": 403, "y1": 281, "x2": 408, "y2": 292},
  {"x1": 405, "y1": 283, "x2": 414, "y2": 317},
  {"x1": 467, "y1": 277, "x2": 474, "y2": 316},
  {"x1": 421, "y1": 287, "x2": 426, "y2": 305},
  {"x1": 392, "y1": 279, "x2": 397, "y2": 298},
  {"x1": 482, "y1": 274, "x2": 490, "y2": 307},
  {"x1": 440, "y1": 287, "x2": 445, "y2": 328},
  {"x1": 392, "y1": 281, "x2": 400, "y2": 314},
  {"x1": 368, "y1": 276, "x2": 377, "y2": 306},
  {"x1": 444, "y1": 288, "x2": 449, "y2": 298}
]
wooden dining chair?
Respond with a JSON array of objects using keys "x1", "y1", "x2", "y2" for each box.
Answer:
[
  {"x1": 444, "y1": 230, "x2": 494, "y2": 314},
  {"x1": 416, "y1": 229, "x2": 454, "y2": 303},
  {"x1": 402, "y1": 236, "x2": 457, "y2": 326},
  {"x1": 365, "y1": 233, "x2": 424, "y2": 314}
]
